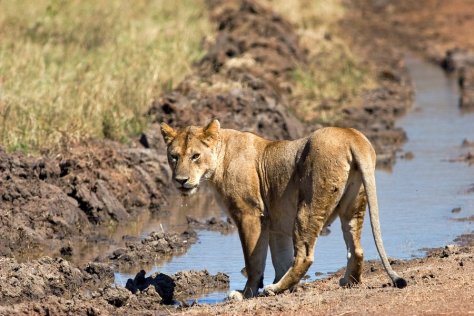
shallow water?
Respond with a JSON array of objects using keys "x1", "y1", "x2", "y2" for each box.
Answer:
[{"x1": 115, "y1": 57, "x2": 474, "y2": 303}]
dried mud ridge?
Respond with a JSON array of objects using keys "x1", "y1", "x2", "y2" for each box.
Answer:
[
  {"x1": 147, "y1": 0, "x2": 309, "y2": 142},
  {"x1": 0, "y1": 256, "x2": 228, "y2": 315},
  {"x1": 108, "y1": 230, "x2": 198, "y2": 268},
  {"x1": 105, "y1": 217, "x2": 234, "y2": 269},
  {"x1": 0, "y1": 0, "x2": 434, "y2": 314}
]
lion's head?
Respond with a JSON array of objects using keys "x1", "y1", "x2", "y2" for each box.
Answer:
[{"x1": 160, "y1": 119, "x2": 220, "y2": 196}]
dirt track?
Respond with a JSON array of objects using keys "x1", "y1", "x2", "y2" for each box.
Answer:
[{"x1": 0, "y1": 0, "x2": 473, "y2": 314}]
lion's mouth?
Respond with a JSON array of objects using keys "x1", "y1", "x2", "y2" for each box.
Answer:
[{"x1": 178, "y1": 186, "x2": 198, "y2": 196}]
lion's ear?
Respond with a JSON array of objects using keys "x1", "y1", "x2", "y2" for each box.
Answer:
[
  {"x1": 202, "y1": 119, "x2": 220, "y2": 145},
  {"x1": 160, "y1": 122, "x2": 177, "y2": 145}
]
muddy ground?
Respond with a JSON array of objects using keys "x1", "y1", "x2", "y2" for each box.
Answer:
[
  {"x1": 187, "y1": 241, "x2": 474, "y2": 315},
  {"x1": 0, "y1": 256, "x2": 228, "y2": 315},
  {"x1": 0, "y1": 0, "x2": 473, "y2": 314}
]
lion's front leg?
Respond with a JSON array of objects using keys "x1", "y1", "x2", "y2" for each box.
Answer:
[
  {"x1": 269, "y1": 232, "x2": 293, "y2": 283},
  {"x1": 230, "y1": 212, "x2": 269, "y2": 299}
]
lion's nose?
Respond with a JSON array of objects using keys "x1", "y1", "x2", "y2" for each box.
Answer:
[{"x1": 175, "y1": 176, "x2": 189, "y2": 186}]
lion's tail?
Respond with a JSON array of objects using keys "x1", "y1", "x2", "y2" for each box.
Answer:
[{"x1": 352, "y1": 145, "x2": 407, "y2": 289}]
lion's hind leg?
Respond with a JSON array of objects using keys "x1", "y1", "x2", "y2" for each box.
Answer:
[
  {"x1": 264, "y1": 184, "x2": 344, "y2": 295},
  {"x1": 338, "y1": 182, "x2": 366, "y2": 287}
]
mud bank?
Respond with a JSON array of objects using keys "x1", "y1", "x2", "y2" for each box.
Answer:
[
  {"x1": 108, "y1": 230, "x2": 198, "y2": 268},
  {"x1": 0, "y1": 256, "x2": 228, "y2": 315},
  {"x1": 0, "y1": 142, "x2": 172, "y2": 259},
  {"x1": 339, "y1": 2, "x2": 415, "y2": 167},
  {"x1": 441, "y1": 49, "x2": 474, "y2": 142}
]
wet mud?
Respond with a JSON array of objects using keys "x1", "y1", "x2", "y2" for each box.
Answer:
[
  {"x1": 0, "y1": 142, "x2": 172, "y2": 259},
  {"x1": 442, "y1": 49, "x2": 474, "y2": 117},
  {"x1": 0, "y1": 255, "x2": 228, "y2": 315},
  {"x1": 108, "y1": 230, "x2": 198, "y2": 268},
  {"x1": 186, "y1": 216, "x2": 235, "y2": 234},
  {"x1": 459, "y1": 66, "x2": 474, "y2": 110},
  {"x1": 125, "y1": 269, "x2": 229, "y2": 304},
  {"x1": 0, "y1": 257, "x2": 112, "y2": 305},
  {"x1": 147, "y1": 0, "x2": 308, "y2": 141}
]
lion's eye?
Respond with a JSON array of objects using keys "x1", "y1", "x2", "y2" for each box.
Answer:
[
  {"x1": 191, "y1": 153, "x2": 201, "y2": 161},
  {"x1": 170, "y1": 154, "x2": 178, "y2": 162}
]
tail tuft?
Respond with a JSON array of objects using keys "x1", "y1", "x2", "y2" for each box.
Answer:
[{"x1": 393, "y1": 277, "x2": 407, "y2": 289}]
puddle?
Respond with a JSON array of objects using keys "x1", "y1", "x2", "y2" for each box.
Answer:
[
  {"x1": 49, "y1": 190, "x2": 223, "y2": 267},
  {"x1": 115, "y1": 57, "x2": 474, "y2": 303}
]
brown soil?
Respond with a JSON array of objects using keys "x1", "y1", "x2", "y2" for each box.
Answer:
[
  {"x1": 186, "y1": 242, "x2": 474, "y2": 315},
  {"x1": 0, "y1": 0, "x2": 473, "y2": 314},
  {"x1": 147, "y1": 0, "x2": 308, "y2": 142},
  {"x1": 346, "y1": 0, "x2": 474, "y2": 60}
]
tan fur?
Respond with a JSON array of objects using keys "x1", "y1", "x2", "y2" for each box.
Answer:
[{"x1": 161, "y1": 120, "x2": 406, "y2": 299}]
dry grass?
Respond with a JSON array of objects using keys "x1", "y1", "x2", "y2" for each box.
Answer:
[
  {"x1": 0, "y1": 0, "x2": 210, "y2": 153},
  {"x1": 269, "y1": 0, "x2": 375, "y2": 124}
]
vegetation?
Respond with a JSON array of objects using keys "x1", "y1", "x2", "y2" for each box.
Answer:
[
  {"x1": 0, "y1": 0, "x2": 210, "y2": 152},
  {"x1": 270, "y1": 0, "x2": 375, "y2": 124}
]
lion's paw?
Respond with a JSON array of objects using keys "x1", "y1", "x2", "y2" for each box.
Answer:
[
  {"x1": 227, "y1": 290, "x2": 244, "y2": 301},
  {"x1": 339, "y1": 277, "x2": 349, "y2": 287},
  {"x1": 339, "y1": 277, "x2": 360, "y2": 288},
  {"x1": 263, "y1": 284, "x2": 278, "y2": 296}
]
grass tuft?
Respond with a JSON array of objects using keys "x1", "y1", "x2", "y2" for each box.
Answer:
[{"x1": 0, "y1": 0, "x2": 210, "y2": 153}]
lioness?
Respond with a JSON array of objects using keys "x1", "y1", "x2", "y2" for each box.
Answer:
[{"x1": 160, "y1": 119, "x2": 407, "y2": 299}]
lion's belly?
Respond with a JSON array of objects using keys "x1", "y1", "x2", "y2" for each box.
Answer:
[{"x1": 267, "y1": 184, "x2": 298, "y2": 236}]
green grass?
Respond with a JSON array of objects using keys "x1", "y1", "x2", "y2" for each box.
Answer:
[
  {"x1": 0, "y1": 0, "x2": 210, "y2": 152},
  {"x1": 269, "y1": 0, "x2": 374, "y2": 124}
]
